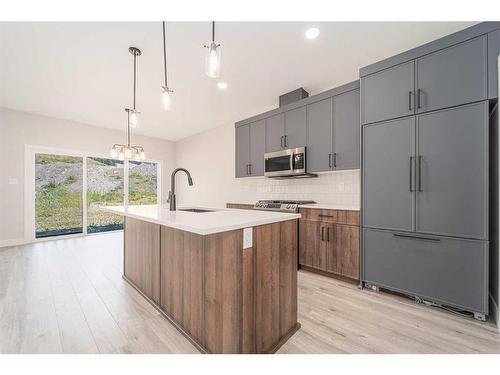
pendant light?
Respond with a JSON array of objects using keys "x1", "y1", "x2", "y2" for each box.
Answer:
[
  {"x1": 127, "y1": 46, "x2": 141, "y2": 128},
  {"x1": 204, "y1": 21, "x2": 221, "y2": 78},
  {"x1": 161, "y1": 21, "x2": 174, "y2": 110},
  {"x1": 110, "y1": 47, "x2": 146, "y2": 161}
]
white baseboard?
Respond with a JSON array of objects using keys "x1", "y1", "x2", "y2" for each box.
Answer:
[
  {"x1": 0, "y1": 238, "x2": 30, "y2": 248},
  {"x1": 490, "y1": 292, "x2": 499, "y2": 331}
]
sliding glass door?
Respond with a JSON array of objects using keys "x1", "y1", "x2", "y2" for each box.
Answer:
[
  {"x1": 35, "y1": 154, "x2": 84, "y2": 238},
  {"x1": 32, "y1": 149, "x2": 160, "y2": 240},
  {"x1": 86, "y1": 157, "x2": 124, "y2": 233}
]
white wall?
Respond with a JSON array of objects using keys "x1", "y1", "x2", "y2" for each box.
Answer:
[
  {"x1": 174, "y1": 122, "x2": 360, "y2": 208},
  {"x1": 0, "y1": 107, "x2": 175, "y2": 245}
]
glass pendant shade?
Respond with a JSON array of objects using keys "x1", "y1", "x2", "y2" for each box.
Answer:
[
  {"x1": 139, "y1": 151, "x2": 146, "y2": 160},
  {"x1": 110, "y1": 147, "x2": 118, "y2": 159},
  {"x1": 205, "y1": 41, "x2": 221, "y2": 78},
  {"x1": 124, "y1": 147, "x2": 133, "y2": 159},
  {"x1": 162, "y1": 87, "x2": 172, "y2": 111},
  {"x1": 129, "y1": 110, "x2": 139, "y2": 128}
]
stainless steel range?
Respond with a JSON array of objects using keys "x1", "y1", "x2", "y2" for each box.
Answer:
[{"x1": 253, "y1": 200, "x2": 315, "y2": 213}]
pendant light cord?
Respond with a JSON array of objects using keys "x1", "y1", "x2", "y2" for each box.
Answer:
[
  {"x1": 212, "y1": 21, "x2": 215, "y2": 42},
  {"x1": 163, "y1": 21, "x2": 168, "y2": 88}
]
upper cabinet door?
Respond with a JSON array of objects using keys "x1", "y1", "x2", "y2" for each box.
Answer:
[
  {"x1": 363, "y1": 117, "x2": 415, "y2": 232},
  {"x1": 415, "y1": 102, "x2": 488, "y2": 240},
  {"x1": 333, "y1": 89, "x2": 360, "y2": 170},
  {"x1": 307, "y1": 98, "x2": 333, "y2": 172},
  {"x1": 284, "y1": 106, "x2": 307, "y2": 149},
  {"x1": 416, "y1": 35, "x2": 487, "y2": 113},
  {"x1": 361, "y1": 60, "x2": 415, "y2": 125},
  {"x1": 235, "y1": 125, "x2": 250, "y2": 178},
  {"x1": 249, "y1": 120, "x2": 266, "y2": 176},
  {"x1": 265, "y1": 113, "x2": 285, "y2": 152}
]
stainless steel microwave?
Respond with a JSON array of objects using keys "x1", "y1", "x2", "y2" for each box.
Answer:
[{"x1": 264, "y1": 147, "x2": 307, "y2": 177}]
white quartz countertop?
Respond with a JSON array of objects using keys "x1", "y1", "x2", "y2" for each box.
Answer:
[{"x1": 102, "y1": 205, "x2": 300, "y2": 235}]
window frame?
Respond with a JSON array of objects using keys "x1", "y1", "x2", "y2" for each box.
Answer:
[{"x1": 24, "y1": 144, "x2": 162, "y2": 242}]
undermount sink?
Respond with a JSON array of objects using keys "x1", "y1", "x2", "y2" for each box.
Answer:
[{"x1": 178, "y1": 208, "x2": 215, "y2": 213}]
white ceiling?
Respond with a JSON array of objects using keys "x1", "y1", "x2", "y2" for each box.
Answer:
[{"x1": 0, "y1": 21, "x2": 476, "y2": 141}]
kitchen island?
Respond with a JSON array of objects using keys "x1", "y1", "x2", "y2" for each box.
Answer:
[{"x1": 103, "y1": 205, "x2": 300, "y2": 354}]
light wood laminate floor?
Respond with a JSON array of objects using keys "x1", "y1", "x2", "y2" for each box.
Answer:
[{"x1": 0, "y1": 232, "x2": 499, "y2": 354}]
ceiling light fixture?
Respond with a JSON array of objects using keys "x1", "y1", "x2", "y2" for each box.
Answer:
[
  {"x1": 217, "y1": 81, "x2": 227, "y2": 89},
  {"x1": 126, "y1": 47, "x2": 141, "y2": 128},
  {"x1": 161, "y1": 21, "x2": 173, "y2": 111},
  {"x1": 110, "y1": 47, "x2": 146, "y2": 161},
  {"x1": 305, "y1": 27, "x2": 320, "y2": 40},
  {"x1": 204, "y1": 21, "x2": 221, "y2": 78}
]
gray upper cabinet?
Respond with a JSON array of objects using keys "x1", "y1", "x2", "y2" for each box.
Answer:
[
  {"x1": 307, "y1": 98, "x2": 333, "y2": 173},
  {"x1": 415, "y1": 102, "x2": 488, "y2": 240},
  {"x1": 416, "y1": 36, "x2": 487, "y2": 113},
  {"x1": 265, "y1": 113, "x2": 285, "y2": 152},
  {"x1": 363, "y1": 116, "x2": 415, "y2": 232},
  {"x1": 235, "y1": 125, "x2": 250, "y2": 178},
  {"x1": 284, "y1": 106, "x2": 307, "y2": 149},
  {"x1": 333, "y1": 89, "x2": 360, "y2": 170},
  {"x1": 249, "y1": 120, "x2": 266, "y2": 176},
  {"x1": 361, "y1": 60, "x2": 415, "y2": 125}
]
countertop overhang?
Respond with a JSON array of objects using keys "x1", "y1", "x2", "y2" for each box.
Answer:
[{"x1": 102, "y1": 205, "x2": 300, "y2": 235}]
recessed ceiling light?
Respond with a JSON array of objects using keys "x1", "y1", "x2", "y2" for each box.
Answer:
[
  {"x1": 217, "y1": 82, "x2": 228, "y2": 89},
  {"x1": 305, "y1": 27, "x2": 320, "y2": 40}
]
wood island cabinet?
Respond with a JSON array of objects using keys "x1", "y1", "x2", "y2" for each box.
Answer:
[{"x1": 298, "y1": 208, "x2": 360, "y2": 281}]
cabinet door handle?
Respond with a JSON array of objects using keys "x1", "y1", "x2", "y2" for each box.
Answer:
[
  {"x1": 280, "y1": 135, "x2": 284, "y2": 148},
  {"x1": 248, "y1": 164, "x2": 252, "y2": 175},
  {"x1": 393, "y1": 233, "x2": 440, "y2": 242},
  {"x1": 284, "y1": 135, "x2": 288, "y2": 147},
  {"x1": 417, "y1": 89, "x2": 422, "y2": 109},
  {"x1": 328, "y1": 153, "x2": 332, "y2": 168},
  {"x1": 327, "y1": 227, "x2": 330, "y2": 242},
  {"x1": 333, "y1": 153, "x2": 337, "y2": 168},
  {"x1": 418, "y1": 156, "x2": 422, "y2": 192},
  {"x1": 409, "y1": 156, "x2": 413, "y2": 192},
  {"x1": 321, "y1": 227, "x2": 324, "y2": 241},
  {"x1": 408, "y1": 91, "x2": 413, "y2": 111}
]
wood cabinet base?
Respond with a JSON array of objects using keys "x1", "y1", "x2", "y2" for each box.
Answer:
[
  {"x1": 123, "y1": 217, "x2": 299, "y2": 354},
  {"x1": 299, "y1": 265, "x2": 359, "y2": 285}
]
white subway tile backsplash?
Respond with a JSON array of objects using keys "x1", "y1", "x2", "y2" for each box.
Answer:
[{"x1": 234, "y1": 170, "x2": 360, "y2": 206}]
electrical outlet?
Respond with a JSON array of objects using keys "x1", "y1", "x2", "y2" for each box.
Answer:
[{"x1": 243, "y1": 227, "x2": 252, "y2": 249}]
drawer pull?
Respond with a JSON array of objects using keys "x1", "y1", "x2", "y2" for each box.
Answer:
[
  {"x1": 393, "y1": 233, "x2": 440, "y2": 242},
  {"x1": 318, "y1": 214, "x2": 334, "y2": 218}
]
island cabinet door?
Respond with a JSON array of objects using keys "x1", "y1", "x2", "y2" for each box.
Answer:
[
  {"x1": 124, "y1": 217, "x2": 161, "y2": 304},
  {"x1": 159, "y1": 226, "x2": 205, "y2": 346}
]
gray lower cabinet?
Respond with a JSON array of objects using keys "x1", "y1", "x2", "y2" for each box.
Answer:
[
  {"x1": 306, "y1": 98, "x2": 333, "y2": 172},
  {"x1": 235, "y1": 124, "x2": 250, "y2": 178},
  {"x1": 416, "y1": 102, "x2": 488, "y2": 240},
  {"x1": 361, "y1": 60, "x2": 415, "y2": 125},
  {"x1": 363, "y1": 116, "x2": 415, "y2": 232},
  {"x1": 416, "y1": 35, "x2": 487, "y2": 113},
  {"x1": 333, "y1": 89, "x2": 360, "y2": 170},
  {"x1": 284, "y1": 106, "x2": 307, "y2": 149},
  {"x1": 249, "y1": 119, "x2": 266, "y2": 176},
  {"x1": 265, "y1": 113, "x2": 285, "y2": 152},
  {"x1": 363, "y1": 228, "x2": 488, "y2": 314}
]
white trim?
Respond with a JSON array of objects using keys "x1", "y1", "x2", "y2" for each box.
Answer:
[
  {"x1": 82, "y1": 156, "x2": 88, "y2": 236},
  {"x1": 24, "y1": 144, "x2": 162, "y2": 242},
  {"x1": 0, "y1": 238, "x2": 30, "y2": 249}
]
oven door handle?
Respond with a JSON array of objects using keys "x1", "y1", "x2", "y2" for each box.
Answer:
[{"x1": 290, "y1": 153, "x2": 294, "y2": 172}]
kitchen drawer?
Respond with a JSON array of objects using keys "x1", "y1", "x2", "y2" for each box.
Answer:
[
  {"x1": 299, "y1": 208, "x2": 359, "y2": 225},
  {"x1": 363, "y1": 228, "x2": 488, "y2": 314}
]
